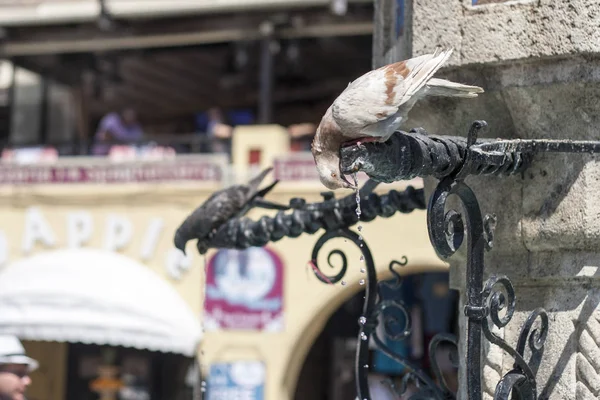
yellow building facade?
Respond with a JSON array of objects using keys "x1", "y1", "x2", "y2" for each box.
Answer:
[{"x1": 0, "y1": 125, "x2": 447, "y2": 400}]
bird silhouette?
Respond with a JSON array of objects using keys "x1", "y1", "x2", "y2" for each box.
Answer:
[{"x1": 174, "y1": 167, "x2": 286, "y2": 255}]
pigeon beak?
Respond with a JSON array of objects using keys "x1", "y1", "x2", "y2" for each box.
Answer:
[
  {"x1": 174, "y1": 230, "x2": 188, "y2": 255},
  {"x1": 341, "y1": 173, "x2": 356, "y2": 189}
]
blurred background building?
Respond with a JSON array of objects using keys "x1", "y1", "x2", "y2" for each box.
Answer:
[{"x1": 0, "y1": 1, "x2": 456, "y2": 399}]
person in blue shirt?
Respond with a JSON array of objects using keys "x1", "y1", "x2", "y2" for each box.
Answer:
[{"x1": 92, "y1": 108, "x2": 144, "y2": 156}]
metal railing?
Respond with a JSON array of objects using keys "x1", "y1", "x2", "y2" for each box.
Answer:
[
  {"x1": 1, "y1": 132, "x2": 216, "y2": 156},
  {"x1": 174, "y1": 120, "x2": 600, "y2": 399}
]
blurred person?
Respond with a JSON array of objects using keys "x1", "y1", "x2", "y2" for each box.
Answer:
[
  {"x1": 206, "y1": 107, "x2": 232, "y2": 154},
  {"x1": 0, "y1": 335, "x2": 38, "y2": 400},
  {"x1": 288, "y1": 122, "x2": 316, "y2": 152},
  {"x1": 92, "y1": 108, "x2": 144, "y2": 156}
]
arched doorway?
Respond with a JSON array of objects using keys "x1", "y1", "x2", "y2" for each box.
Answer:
[{"x1": 293, "y1": 270, "x2": 459, "y2": 400}]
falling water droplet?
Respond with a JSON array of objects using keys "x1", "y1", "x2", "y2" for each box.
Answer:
[
  {"x1": 353, "y1": 172, "x2": 361, "y2": 216},
  {"x1": 352, "y1": 173, "x2": 366, "y2": 272},
  {"x1": 360, "y1": 332, "x2": 368, "y2": 341},
  {"x1": 341, "y1": 280, "x2": 347, "y2": 286},
  {"x1": 360, "y1": 268, "x2": 366, "y2": 273},
  {"x1": 359, "y1": 316, "x2": 367, "y2": 325},
  {"x1": 359, "y1": 279, "x2": 365, "y2": 285}
]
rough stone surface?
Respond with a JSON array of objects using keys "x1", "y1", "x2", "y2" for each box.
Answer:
[
  {"x1": 381, "y1": 1, "x2": 600, "y2": 397},
  {"x1": 409, "y1": 57, "x2": 600, "y2": 257},
  {"x1": 419, "y1": 89, "x2": 600, "y2": 399},
  {"x1": 402, "y1": 3, "x2": 600, "y2": 398},
  {"x1": 409, "y1": 0, "x2": 600, "y2": 67}
]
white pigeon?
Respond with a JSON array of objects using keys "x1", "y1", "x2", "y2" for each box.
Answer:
[{"x1": 311, "y1": 48, "x2": 484, "y2": 190}]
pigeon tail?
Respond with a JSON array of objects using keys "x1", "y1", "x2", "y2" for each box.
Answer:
[
  {"x1": 254, "y1": 179, "x2": 279, "y2": 199},
  {"x1": 424, "y1": 78, "x2": 484, "y2": 98},
  {"x1": 401, "y1": 47, "x2": 454, "y2": 100},
  {"x1": 247, "y1": 167, "x2": 274, "y2": 193}
]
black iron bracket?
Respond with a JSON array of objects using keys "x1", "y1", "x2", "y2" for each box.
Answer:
[
  {"x1": 179, "y1": 120, "x2": 600, "y2": 400},
  {"x1": 340, "y1": 120, "x2": 600, "y2": 183},
  {"x1": 335, "y1": 120, "x2": 600, "y2": 400},
  {"x1": 197, "y1": 180, "x2": 425, "y2": 254}
]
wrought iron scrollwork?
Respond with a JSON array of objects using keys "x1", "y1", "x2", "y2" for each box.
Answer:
[
  {"x1": 481, "y1": 276, "x2": 549, "y2": 400},
  {"x1": 176, "y1": 116, "x2": 600, "y2": 400},
  {"x1": 425, "y1": 122, "x2": 549, "y2": 400},
  {"x1": 309, "y1": 228, "x2": 378, "y2": 399},
  {"x1": 310, "y1": 228, "x2": 458, "y2": 400},
  {"x1": 427, "y1": 175, "x2": 489, "y2": 399}
]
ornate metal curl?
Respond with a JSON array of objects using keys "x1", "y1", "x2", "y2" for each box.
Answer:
[
  {"x1": 482, "y1": 276, "x2": 549, "y2": 400},
  {"x1": 309, "y1": 227, "x2": 378, "y2": 399},
  {"x1": 426, "y1": 144, "x2": 548, "y2": 400},
  {"x1": 427, "y1": 175, "x2": 489, "y2": 399},
  {"x1": 309, "y1": 229, "x2": 353, "y2": 284},
  {"x1": 310, "y1": 228, "x2": 458, "y2": 400},
  {"x1": 178, "y1": 115, "x2": 599, "y2": 399}
]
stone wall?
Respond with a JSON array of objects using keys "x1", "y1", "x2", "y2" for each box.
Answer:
[
  {"x1": 378, "y1": 0, "x2": 600, "y2": 398},
  {"x1": 409, "y1": 0, "x2": 600, "y2": 67}
]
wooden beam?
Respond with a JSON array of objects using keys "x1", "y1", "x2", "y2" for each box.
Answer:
[
  {"x1": 137, "y1": 78, "x2": 348, "y2": 121},
  {"x1": 1, "y1": 22, "x2": 373, "y2": 56},
  {"x1": 105, "y1": 84, "x2": 175, "y2": 113},
  {"x1": 0, "y1": 0, "x2": 373, "y2": 27},
  {"x1": 180, "y1": 50, "x2": 228, "y2": 70},
  {"x1": 147, "y1": 56, "x2": 221, "y2": 98},
  {"x1": 118, "y1": 62, "x2": 201, "y2": 107},
  {"x1": 126, "y1": 58, "x2": 211, "y2": 92}
]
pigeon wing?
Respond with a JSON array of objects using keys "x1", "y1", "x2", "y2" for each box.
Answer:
[
  {"x1": 199, "y1": 185, "x2": 250, "y2": 233},
  {"x1": 177, "y1": 185, "x2": 249, "y2": 242},
  {"x1": 331, "y1": 49, "x2": 453, "y2": 139}
]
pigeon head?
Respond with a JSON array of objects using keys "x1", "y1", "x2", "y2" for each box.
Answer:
[
  {"x1": 174, "y1": 229, "x2": 189, "y2": 255},
  {"x1": 314, "y1": 153, "x2": 355, "y2": 190}
]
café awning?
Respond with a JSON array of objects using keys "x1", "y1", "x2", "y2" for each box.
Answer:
[{"x1": 0, "y1": 248, "x2": 202, "y2": 357}]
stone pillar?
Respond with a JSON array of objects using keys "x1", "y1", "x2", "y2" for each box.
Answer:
[{"x1": 392, "y1": 0, "x2": 600, "y2": 398}]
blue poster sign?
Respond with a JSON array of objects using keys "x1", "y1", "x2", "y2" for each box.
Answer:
[
  {"x1": 396, "y1": 0, "x2": 405, "y2": 38},
  {"x1": 207, "y1": 361, "x2": 265, "y2": 400}
]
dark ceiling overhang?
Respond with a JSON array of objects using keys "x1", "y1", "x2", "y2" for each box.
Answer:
[
  {"x1": 0, "y1": 2, "x2": 374, "y2": 126},
  {"x1": 0, "y1": 0, "x2": 372, "y2": 27}
]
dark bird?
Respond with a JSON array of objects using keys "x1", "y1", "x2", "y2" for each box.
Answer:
[
  {"x1": 174, "y1": 167, "x2": 285, "y2": 255},
  {"x1": 311, "y1": 47, "x2": 484, "y2": 190}
]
